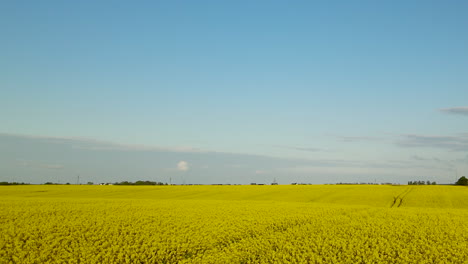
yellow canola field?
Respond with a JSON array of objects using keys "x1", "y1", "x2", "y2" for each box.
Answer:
[{"x1": 1, "y1": 185, "x2": 468, "y2": 263}]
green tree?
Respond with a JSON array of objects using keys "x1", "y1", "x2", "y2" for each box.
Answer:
[{"x1": 455, "y1": 176, "x2": 468, "y2": 186}]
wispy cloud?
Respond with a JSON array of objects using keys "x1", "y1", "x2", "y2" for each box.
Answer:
[
  {"x1": 17, "y1": 160, "x2": 64, "y2": 170},
  {"x1": 411, "y1": 155, "x2": 429, "y2": 161},
  {"x1": 439, "y1": 107, "x2": 468, "y2": 116},
  {"x1": 397, "y1": 134, "x2": 468, "y2": 151},
  {"x1": 272, "y1": 145, "x2": 323, "y2": 152},
  {"x1": 331, "y1": 135, "x2": 382, "y2": 143},
  {"x1": 72, "y1": 143, "x2": 203, "y2": 153},
  {"x1": 40, "y1": 164, "x2": 64, "y2": 170},
  {"x1": 1, "y1": 133, "x2": 204, "y2": 153},
  {"x1": 275, "y1": 164, "x2": 447, "y2": 178},
  {"x1": 5, "y1": 133, "x2": 465, "y2": 184},
  {"x1": 227, "y1": 164, "x2": 247, "y2": 168},
  {"x1": 410, "y1": 155, "x2": 446, "y2": 163}
]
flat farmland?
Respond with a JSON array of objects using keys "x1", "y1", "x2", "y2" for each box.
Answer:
[{"x1": 1, "y1": 185, "x2": 468, "y2": 263}]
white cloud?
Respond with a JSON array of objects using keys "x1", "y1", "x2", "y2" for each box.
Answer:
[{"x1": 177, "y1": 161, "x2": 189, "y2": 171}]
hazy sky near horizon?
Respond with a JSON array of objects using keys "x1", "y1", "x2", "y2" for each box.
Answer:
[{"x1": 1, "y1": 1, "x2": 468, "y2": 184}]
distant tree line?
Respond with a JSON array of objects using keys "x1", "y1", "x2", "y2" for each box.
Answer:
[
  {"x1": 114, "y1": 180, "x2": 167, "y2": 186},
  {"x1": 0, "y1": 182, "x2": 29, "y2": 185},
  {"x1": 408, "y1": 181, "x2": 436, "y2": 185}
]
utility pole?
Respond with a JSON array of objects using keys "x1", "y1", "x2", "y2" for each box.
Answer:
[
  {"x1": 272, "y1": 178, "x2": 278, "y2": 185},
  {"x1": 77, "y1": 175, "x2": 80, "y2": 185}
]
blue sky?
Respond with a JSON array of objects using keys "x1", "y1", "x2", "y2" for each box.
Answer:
[{"x1": 1, "y1": 1, "x2": 468, "y2": 184}]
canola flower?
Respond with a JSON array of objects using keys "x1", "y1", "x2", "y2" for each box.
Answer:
[{"x1": 1, "y1": 185, "x2": 468, "y2": 263}]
